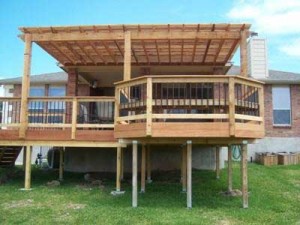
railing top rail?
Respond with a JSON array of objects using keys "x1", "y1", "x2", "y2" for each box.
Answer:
[
  {"x1": 0, "y1": 97, "x2": 22, "y2": 100},
  {"x1": 27, "y1": 96, "x2": 115, "y2": 101},
  {"x1": 114, "y1": 75, "x2": 264, "y2": 86}
]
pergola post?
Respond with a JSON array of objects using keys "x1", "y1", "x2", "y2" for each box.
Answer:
[
  {"x1": 228, "y1": 145, "x2": 233, "y2": 192},
  {"x1": 240, "y1": 30, "x2": 248, "y2": 77},
  {"x1": 124, "y1": 31, "x2": 131, "y2": 81},
  {"x1": 186, "y1": 140, "x2": 192, "y2": 208},
  {"x1": 19, "y1": 34, "x2": 32, "y2": 138},
  {"x1": 241, "y1": 142, "x2": 248, "y2": 208},
  {"x1": 146, "y1": 145, "x2": 152, "y2": 183},
  {"x1": 141, "y1": 144, "x2": 146, "y2": 193},
  {"x1": 181, "y1": 145, "x2": 187, "y2": 192},
  {"x1": 58, "y1": 148, "x2": 64, "y2": 181},
  {"x1": 116, "y1": 146, "x2": 122, "y2": 192},
  {"x1": 24, "y1": 145, "x2": 32, "y2": 190},
  {"x1": 132, "y1": 140, "x2": 138, "y2": 207},
  {"x1": 215, "y1": 146, "x2": 220, "y2": 179}
]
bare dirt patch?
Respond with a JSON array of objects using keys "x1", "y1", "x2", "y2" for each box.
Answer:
[
  {"x1": 66, "y1": 203, "x2": 86, "y2": 210},
  {"x1": 2, "y1": 199, "x2": 34, "y2": 209}
]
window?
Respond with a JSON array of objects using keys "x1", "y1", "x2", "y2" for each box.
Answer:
[
  {"x1": 29, "y1": 86, "x2": 45, "y2": 113},
  {"x1": 272, "y1": 86, "x2": 291, "y2": 125},
  {"x1": 48, "y1": 86, "x2": 66, "y2": 123},
  {"x1": 28, "y1": 86, "x2": 45, "y2": 123},
  {"x1": 49, "y1": 86, "x2": 66, "y2": 97},
  {"x1": 29, "y1": 86, "x2": 45, "y2": 97}
]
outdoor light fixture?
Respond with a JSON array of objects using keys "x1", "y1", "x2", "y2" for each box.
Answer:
[{"x1": 92, "y1": 80, "x2": 98, "y2": 88}]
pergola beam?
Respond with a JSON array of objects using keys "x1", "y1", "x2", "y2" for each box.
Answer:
[{"x1": 24, "y1": 31, "x2": 244, "y2": 42}]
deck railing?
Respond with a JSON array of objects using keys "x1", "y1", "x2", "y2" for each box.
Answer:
[
  {"x1": 114, "y1": 75, "x2": 264, "y2": 138},
  {"x1": 0, "y1": 96, "x2": 115, "y2": 139}
]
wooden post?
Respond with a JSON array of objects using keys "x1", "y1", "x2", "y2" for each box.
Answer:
[
  {"x1": 59, "y1": 148, "x2": 64, "y2": 181},
  {"x1": 116, "y1": 146, "x2": 122, "y2": 192},
  {"x1": 19, "y1": 34, "x2": 32, "y2": 138},
  {"x1": 241, "y1": 142, "x2": 248, "y2": 208},
  {"x1": 71, "y1": 98, "x2": 78, "y2": 139},
  {"x1": 216, "y1": 146, "x2": 220, "y2": 179},
  {"x1": 240, "y1": 30, "x2": 248, "y2": 77},
  {"x1": 132, "y1": 140, "x2": 138, "y2": 207},
  {"x1": 22, "y1": 146, "x2": 27, "y2": 171},
  {"x1": 124, "y1": 31, "x2": 131, "y2": 81},
  {"x1": 181, "y1": 146, "x2": 187, "y2": 192},
  {"x1": 141, "y1": 145, "x2": 146, "y2": 193},
  {"x1": 120, "y1": 148, "x2": 124, "y2": 180},
  {"x1": 114, "y1": 87, "x2": 120, "y2": 126},
  {"x1": 146, "y1": 145, "x2": 152, "y2": 183},
  {"x1": 258, "y1": 86, "x2": 264, "y2": 127},
  {"x1": 228, "y1": 77, "x2": 235, "y2": 136},
  {"x1": 24, "y1": 145, "x2": 32, "y2": 190},
  {"x1": 187, "y1": 140, "x2": 192, "y2": 208},
  {"x1": 228, "y1": 145, "x2": 233, "y2": 192},
  {"x1": 146, "y1": 78, "x2": 153, "y2": 136}
]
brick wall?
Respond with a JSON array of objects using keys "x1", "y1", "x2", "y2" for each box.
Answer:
[
  {"x1": 13, "y1": 84, "x2": 22, "y2": 97},
  {"x1": 78, "y1": 84, "x2": 90, "y2": 96},
  {"x1": 264, "y1": 84, "x2": 300, "y2": 137},
  {"x1": 66, "y1": 70, "x2": 78, "y2": 96}
]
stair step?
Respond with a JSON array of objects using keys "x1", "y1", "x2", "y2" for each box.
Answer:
[{"x1": 0, "y1": 146, "x2": 22, "y2": 167}]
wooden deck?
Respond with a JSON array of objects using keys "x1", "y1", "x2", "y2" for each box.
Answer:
[
  {"x1": 114, "y1": 75, "x2": 265, "y2": 140},
  {"x1": 0, "y1": 75, "x2": 264, "y2": 144}
]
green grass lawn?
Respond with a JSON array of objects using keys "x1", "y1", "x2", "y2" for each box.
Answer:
[{"x1": 0, "y1": 163, "x2": 300, "y2": 225}]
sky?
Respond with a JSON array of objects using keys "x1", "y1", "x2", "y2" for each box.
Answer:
[{"x1": 0, "y1": 0, "x2": 300, "y2": 80}]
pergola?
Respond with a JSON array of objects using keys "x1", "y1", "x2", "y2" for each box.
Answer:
[{"x1": 19, "y1": 23, "x2": 250, "y2": 77}]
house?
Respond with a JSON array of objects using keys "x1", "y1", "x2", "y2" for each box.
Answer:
[
  {"x1": 229, "y1": 66, "x2": 300, "y2": 159},
  {"x1": 0, "y1": 24, "x2": 265, "y2": 208}
]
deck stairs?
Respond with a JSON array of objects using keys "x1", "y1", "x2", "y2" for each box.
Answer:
[{"x1": 0, "y1": 146, "x2": 22, "y2": 167}]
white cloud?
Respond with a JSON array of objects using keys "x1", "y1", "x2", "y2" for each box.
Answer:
[
  {"x1": 279, "y1": 38, "x2": 300, "y2": 57},
  {"x1": 227, "y1": 0, "x2": 300, "y2": 35}
]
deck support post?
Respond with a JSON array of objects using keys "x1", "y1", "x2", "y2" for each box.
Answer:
[
  {"x1": 132, "y1": 140, "x2": 138, "y2": 207},
  {"x1": 22, "y1": 146, "x2": 27, "y2": 171},
  {"x1": 228, "y1": 145, "x2": 233, "y2": 192},
  {"x1": 241, "y1": 142, "x2": 248, "y2": 208},
  {"x1": 24, "y1": 145, "x2": 32, "y2": 190},
  {"x1": 146, "y1": 145, "x2": 152, "y2": 183},
  {"x1": 116, "y1": 146, "x2": 122, "y2": 192},
  {"x1": 120, "y1": 148, "x2": 124, "y2": 180},
  {"x1": 186, "y1": 140, "x2": 192, "y2": 208},
  {"x1": 59, "y1": 148, "x2": 64, "y2": 181},
  {"x1": 19, "y1": 34, "x2": 32, "y2": 138},
  {"x1": 215, "y1": 146, "x2": 220, "y2": 179},
  {"x1": 181, "y1": 145, "x2": 187, "y2": 192},
  {"x1": 141, "y1": 144, "x2": 146, "y2": 193}
]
